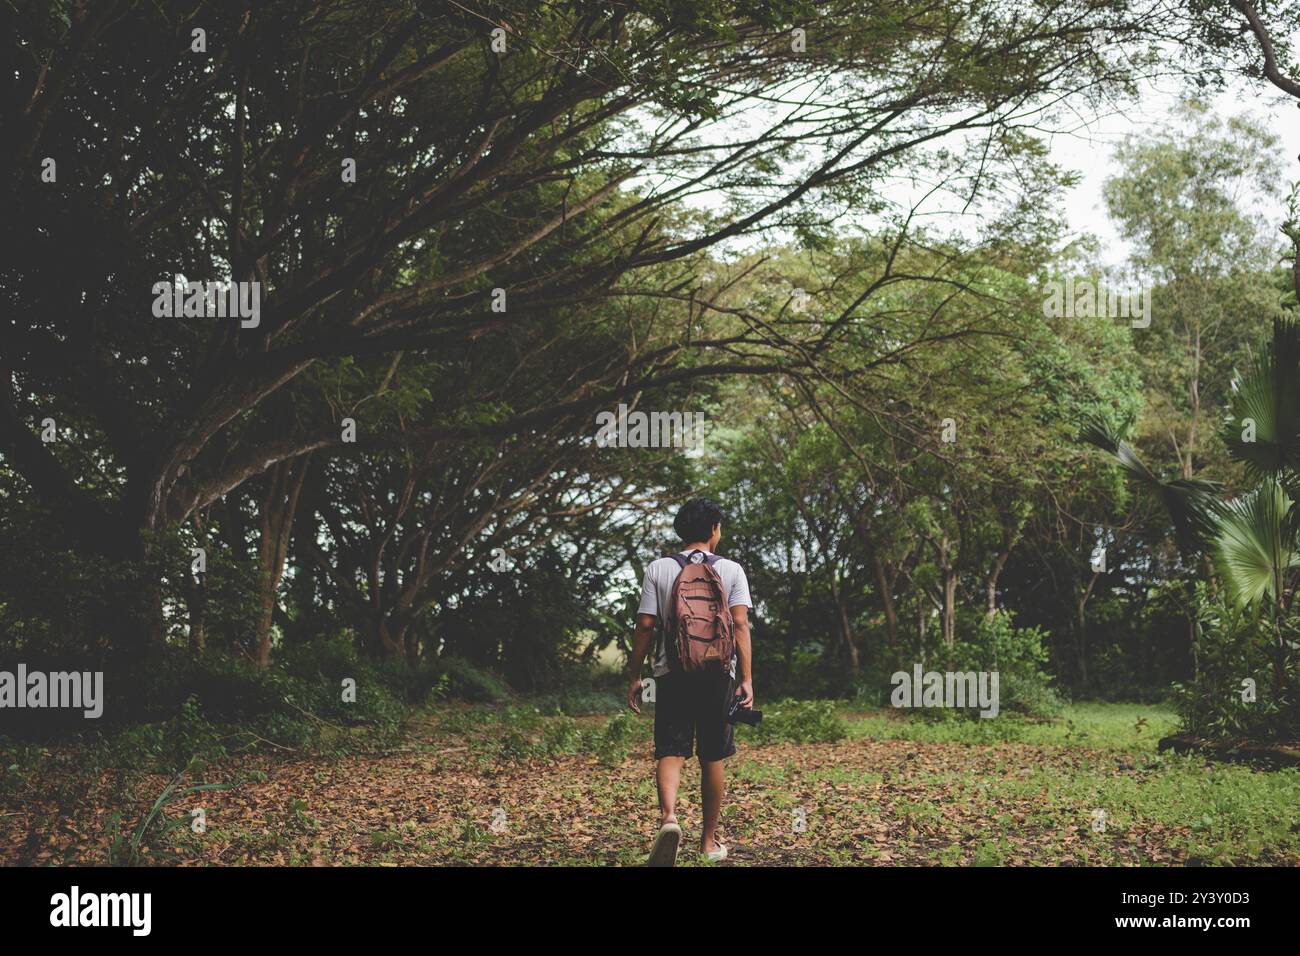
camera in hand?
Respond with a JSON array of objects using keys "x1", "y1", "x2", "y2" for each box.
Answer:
[{"x1": 726, "y1": 691, "x2": 762, "y2": 726}]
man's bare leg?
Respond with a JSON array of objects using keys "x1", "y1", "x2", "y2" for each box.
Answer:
[
  {"x1": 700, "y1": 758, "x2": 725, "y2": 852},
  {"x1": 656, "y1": 756, "x2": 685, "y2": 824}
]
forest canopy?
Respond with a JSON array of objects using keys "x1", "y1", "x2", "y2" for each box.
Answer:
[{"x1": 2, "y1": 0, "x2": 1300, "y2": 746}]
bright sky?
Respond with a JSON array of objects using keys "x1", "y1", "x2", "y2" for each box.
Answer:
[
  {"x1": 1049, "y1": 77, "x2": 1300, "y2": 268},
  {"x1": 640, "y1": 55, "x2": 1300, "y2": 272}
]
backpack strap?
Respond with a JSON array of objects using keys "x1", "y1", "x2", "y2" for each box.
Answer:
[{"x1": 669, "y1": 549, "x2": 721, "y2": 568}]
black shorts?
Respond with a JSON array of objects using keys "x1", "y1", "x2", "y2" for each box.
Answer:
[{"x1": 653, "y1": 669, "x2": 736, "y2": 762}]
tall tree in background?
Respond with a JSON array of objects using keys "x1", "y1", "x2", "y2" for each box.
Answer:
[{"x1": 1104, "y1": 99, "x2": 1285, "y2": 482}]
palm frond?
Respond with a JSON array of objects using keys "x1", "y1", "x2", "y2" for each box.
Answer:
[
  {"x1": 1223, "y1": 316, "x2": 1300, "y2": 480},
  {"x1": 1211, "y1": 479, "x2": 1300, "y2": 609},
  {"x1": 1080, "y1": 413, "x2": 1220, "y2": 554}
]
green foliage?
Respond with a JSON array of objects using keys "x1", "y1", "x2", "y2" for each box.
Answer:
[
  {"x1": 433, "y1": 657, "x2": 513, "y2": 704},
  {"x1": 1171, "y1": 587, "x2": 1300, "y2": 740},
  {"x1": 742, "y1": 699, "x2": 847, "y2": 745},
  {"x1": 105, "y1": 761, "x2": 234, "y2": 866},
  {"x1": 1212, "y1": 480, "x2": 1300, "y2": 607},
  {"x1": 475, "y1": 706, "x2": 640, "y2": 766},
  {"x1": 956, "y1": 612, "x2": 1065, "y2": 719},
  {"x1": 38, "y1": 697, "x2": 226, "y2": 775},
  {"x1": 531, "y1": 687, "x2": 625, "y2": 717},
  {"x1": 0, "y1": 503, "x2": 159, "y2": 659},
  {"x1": 588, "y1": 712, "x2": 638, "y2": 766},
  {"x1": 3, "y1": 638, "x2": 426, "y2": 776},
  {"x1": 844, "y1": 612, "x2": 1062, "y2": 720},
  {"x1": 1222, "y1": 317, "x2": 1300, "y2": 482},
  {"x1": 0, "y1": 738, "x2": 38, "y2": 800}
]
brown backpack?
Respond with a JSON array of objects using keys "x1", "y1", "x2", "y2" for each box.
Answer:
[{"x1": 667, "y1": 550, "x2": 734, "y2": 673}]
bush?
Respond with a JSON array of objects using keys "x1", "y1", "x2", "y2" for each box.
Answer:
[
  {"x1": 0, "y1": 637, "x2": 423, "y2": 772},
  {"x1": 479, "y1": 707, "x2": 640, "y2": 765},
  {"x1": 587, "y1": 711, "x2": 637, "y2": 765},
  {"x1": 433, "y1": 656, "x2": 513, "y2": 704},
  {"x1": 948, "y1": 612, "x2": 1064, "y2": 719},
  {"x1": 54, "y1": 694, "x2": 229, "y2": 775},
  {"x1": 742, "y1": 698, "x2": 847, "y2": 745},
  {"x1": 1171, "y1": 586, "x2": 1300, "y2": 741},
  {"x1": 849, "y1": 612, "x2": 1063, "y2": 720},
  {"x1": 531, "y1": 687, "x2": 623, "y2": 716},
  {"x1": 755, "y1": 645, "x2": 856, "y2": 700}
]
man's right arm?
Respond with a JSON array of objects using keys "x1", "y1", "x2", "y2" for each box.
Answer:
[{"x1": 626, "y1": 613, "x2": 657, "y2": 714}]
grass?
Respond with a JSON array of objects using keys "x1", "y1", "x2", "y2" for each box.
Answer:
[
  {"x1": 3, "y1": 700, "x2": 1296, "y2": 866},
  {"x1": 842, "y1": 701, "x2": 1179, "y2": 749}
]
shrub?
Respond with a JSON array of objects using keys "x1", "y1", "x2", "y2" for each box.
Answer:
[
  {"x1": 434, "y1": 656, "x2": 513, "y2": 704},
  {"x1": 532, "y1": 688, "x2": 623, "y2": 716},
  {"x1": 1171, "y1": 586, "x2": 1300, "y2": 741},
  {"x1": 755, "y1": 646, "x2": 852, "y2": 700},
  {"x1": 849, "y1": 612, "x2": 1063, "y2": 720},
  {"x1": 586, "y1": 711, "x2": 637, "y2": 765},
  {"x1": 948, "y1": 612, "x2": 1064, "y2": 719},
  {"x1": 742, "y1": 698, "x2": 847, "y2": 745},
  {"x1": 476, "y1": 706, "x2": 640, "y2": 765}
]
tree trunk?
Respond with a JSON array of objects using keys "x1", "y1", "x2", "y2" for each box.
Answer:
[
  {"x1": 404, "y1": 622, "x2": 420, "y2": 667},
  {"x1": 942, "y1": 567, "x2": 957, "y2": 646},
  {"x1": 375, "y1": 615, "x2": 404, "y2": 658},
  {"x1": 872, "y1": 555, "x2": 899, "y2": 648},
  {"x1": 183, "y1": 515, "x2": 208, "y2": 651},
  {"x1": 138, "y1": 530, "x2": 167, "y2": 649},
  {"x1": 253, "y1": 457, "x2": 310, "y2": 667},
  {"x1": 985, "y1": 550, "x2": 1011, "y2": 621},
  {"x1": 829, "y1": 575, "x2": 860, "y2": 671},
  {"x1": 187, "y1": 593, "x2": 206, "y2": 651},
  {"x1": 840, "y1": 604, "x2": 860, "y2": 672},
  {"x1": 1075, "y1": 569, "x2": 1100, "y2": 690},
  {"x1": 1076, "y1": 598, "x2": 1088, "y2": 688}
]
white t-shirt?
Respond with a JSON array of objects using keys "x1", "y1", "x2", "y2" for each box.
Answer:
[{"x1": 637, "y1": 550, "x2": 752, "y2": 677}]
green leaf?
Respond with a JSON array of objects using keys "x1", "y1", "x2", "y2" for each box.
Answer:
[
  {"x1": 1211, "y1": 479, "x2": 1300, "y2": 608},
  {"x1": 1223, "y1": 317, "x2": 1300, "y2": 482}
]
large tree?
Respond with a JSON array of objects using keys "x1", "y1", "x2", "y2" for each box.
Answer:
[{"x1": 0, "y1": 0, "x2": 1164, "y2": 648}]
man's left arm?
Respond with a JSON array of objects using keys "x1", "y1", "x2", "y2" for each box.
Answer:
[{"x1": 731, "y1": 604, "x2": 753, "y2": 707}]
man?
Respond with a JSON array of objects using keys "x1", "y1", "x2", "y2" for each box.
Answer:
[{"x1": 626, "y1": 497, "x2": 753, "y2": 866}]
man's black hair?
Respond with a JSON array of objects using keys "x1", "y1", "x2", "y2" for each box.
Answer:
[{"x1": 673, "y1": 497, "x2": 725, "y2": 543}]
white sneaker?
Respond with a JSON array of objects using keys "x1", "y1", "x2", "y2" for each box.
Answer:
[
  {"x1": 646, "y1": 822, "x2": 682, "y2": 867},
  {"x1": 702, "y1": 843, "x2": 728, "y2": 863}
]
